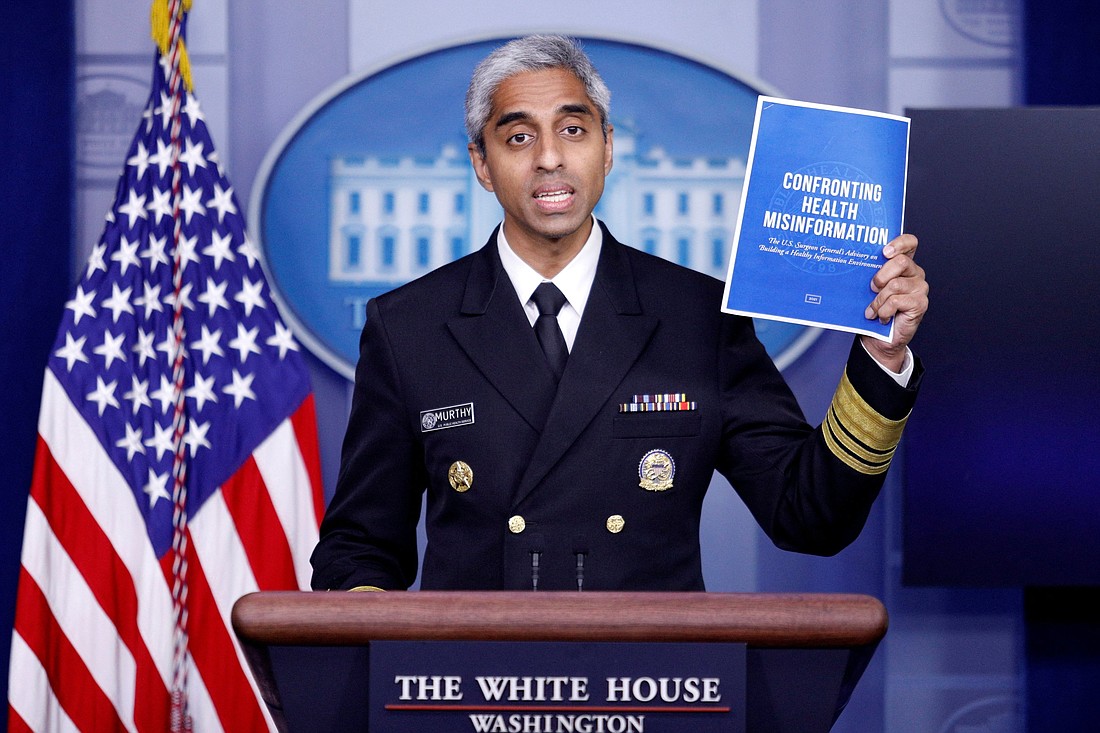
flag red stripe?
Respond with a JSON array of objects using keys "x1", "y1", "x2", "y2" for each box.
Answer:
[
  {"x1": 290, "y1": 395, "x2": 325, "y2": 528},
  {"x1": 221, "y1": 457, "x2": 298, "y2": 589},
  {"x1": 31, "y1": 438, "x2": 173, "y2": 732},
  {"x1": 7, "y1": 705, "x2": 34, "y2": 733},
  {"x1": 161, "y1": 534, "x2": 270, "y2": 732},
  {"x1": 13, "y1": 568, "x2": 129, "y2": 732}
]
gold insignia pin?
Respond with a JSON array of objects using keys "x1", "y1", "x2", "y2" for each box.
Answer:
[
  {"x1": 606, "y1": 515, "x2": 625, "y2": 534},
  {"x1": 448, "y1": 460, "x2": 473, "y2": 492},
  {"x1": 638, "y1": 449, "x2": 675, "y2": 491}
]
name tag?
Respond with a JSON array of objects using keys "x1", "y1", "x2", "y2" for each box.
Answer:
[{"x1": 421, "y1": 402, "x2": 475, "y2": 432}]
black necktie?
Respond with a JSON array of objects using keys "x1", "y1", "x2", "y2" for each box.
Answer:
[{"x1": 531, "y1": 282, "x2": 569, "y2": 382}]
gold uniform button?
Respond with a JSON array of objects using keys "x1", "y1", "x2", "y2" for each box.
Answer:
[
  {"x1": 508, "y1": 515, "x2": 526, "y2": 534},
  {"x1": 606, "y1": 515, "x2": 625, "y2": 534}
]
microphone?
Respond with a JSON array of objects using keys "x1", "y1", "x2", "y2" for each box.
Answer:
[
  {"x1": 572, "y1": 536, "x2": 589, "y2": 592},
  {"x1": 528, "y1": 533, "x2": 545, "y2": 592}
]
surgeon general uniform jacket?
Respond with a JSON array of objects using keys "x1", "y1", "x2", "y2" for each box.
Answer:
[{"x1": 310, "y1": 222, "x2": 922, "y2": 591}]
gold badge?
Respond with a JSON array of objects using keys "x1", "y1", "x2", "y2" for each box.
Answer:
[
  {"x1": 448, "y1": 460, "x2": 473, "y2": 492},
  {"x1": 606, "y1": 515, "x2": 625, "y2": 534},
  {"x1": 508, "y1": 515, "x2": 526, "y2": 534},
  {"x1": 638, "y1": 449, "x2": 675, "y2": 491}
]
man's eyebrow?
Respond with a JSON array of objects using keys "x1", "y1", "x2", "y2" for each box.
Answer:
[
  {"x1": 558, "y1": 103, "x2": 594, "y2": 118},
  {"x1": 494, "y1": 111, "x2": 531, "y2": 129},
  {"x1": 493, "y1": 104, "x2": 596, "y2": 130}
]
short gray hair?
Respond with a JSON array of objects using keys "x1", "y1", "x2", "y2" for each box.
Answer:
[{"x1": 465, "y1": 35, "x2": 612, "y2": 156}]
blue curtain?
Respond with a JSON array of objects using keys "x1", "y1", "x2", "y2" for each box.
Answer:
[
  {"x1": 1023, "y1": 4, "x2": 1100, "y2": 730},
  {"x1": 1024, "y1": 0, "x2": 1100, "y2": 104},
  {"x1": 0, "y1": 0, "x2": 74, "y2": 709}
]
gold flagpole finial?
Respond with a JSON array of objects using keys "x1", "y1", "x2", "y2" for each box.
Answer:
[{"x1": 150, "y1": 0, "x2": 194, "y2": 92}]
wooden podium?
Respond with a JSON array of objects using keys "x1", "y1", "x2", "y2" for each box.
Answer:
[{"x1": 232, "y1": 592, "x2": 887, "y2": 732}]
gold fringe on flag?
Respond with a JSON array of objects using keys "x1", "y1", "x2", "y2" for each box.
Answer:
[{"x1": 150, "y1": 0, "x2": 194, "y2": 92}]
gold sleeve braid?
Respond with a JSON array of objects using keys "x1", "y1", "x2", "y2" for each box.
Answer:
[
  {"x1": 822, "y1": 370, "x2": 910, "y2": 475},
  {"x1": 348, "y1": 586, "x2": 386, "y2": 592}
]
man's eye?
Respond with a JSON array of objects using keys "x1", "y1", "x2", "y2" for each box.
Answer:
[
  {"x1": 563, "y1": 126, "x2": 583, "y2": 136},
  {"x1": 509, "y1": 133, "x2": 530, "y2": 144}
]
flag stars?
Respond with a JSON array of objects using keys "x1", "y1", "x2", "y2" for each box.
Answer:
[
  {"x1": 55, "y1": 332, "x2": 89, "y2": 372},
  {"x1": 141, "y1": 234, "x2": 170, "y2": 270},
  {"x1": 156, "y1": 327, "x2": 187, "y2": 365},
  {"x1": 65, "y1": 285, "x2": 97, "y2": 325},
  {"x1": 142, "y1": 102, "x2": 155, "y2": 134},
  {"x1": 127, "y1": 141, "x2": 151, "y2": 180},
  {"x1": 207, "y1": 150, "x2": 226, "y2": 178},
  {"x1": 235, "y1": 277, "x2": 266, "y2": 317},
  {"x1": 116, "y1": 189, "x2": 148, "y2": 229},
  {"x1": 134, "y1": 281, "x2": 165, "y2": 320},
  {"x1": 190, "y1": 325, "x2": 224, "y2": 365},
  {"x1": 143, "y1": 468, "x2": 171, "y2": 509},
  {"x1": 144, "y1": 421, "x2": 175, "y2": 460},
  {"x1": 150, "y1": 374, "x2": 178, "y2": 414},
  {"x1": 155, "y1": 89, "x2": 175, "y2": 130},
  {"x1": 229, "y1": 323, "x2": 262, "y2": 363},
  {"x1": 86, "y1": 377, "x2": 120, "y2": 416},
  {"x1": 174, "y1": 233, "x2": 202, "y2": 272},
  {"x1": 111, "y1": 236, "x2": 142, "y2": 276},
  {"x1": 184, "y1": 419, "x2": 212, "y2": 456},
  {"x1": 123, "y1": 374, "x2": 152, "y2": 415},
  {"x1": 150, "y1": 138, "x2": 174, "y2": 179},
  {"x1": 223, "y1": 369, "x2": 257, "y2": 408},
  {"x1": 101, "y1": 283, "x2": 136, "y2": 323},
  {"x1": 205, "y1": 184, "x2": 237, "y2": 224},
  {"x1": 115, "y1": 423, "x2": 145, "y2": 461},
  {"x1": 203, "y1": 231, "x2": 236, "y2": 271},
  {"x1": 178, "y1": 139, "x2": 207, "y2": 177},
  {"x1": 86, "y1": 242, "x2": 108, "y2": 278},
  {"x1": 186, "y1": 373, "x2": 218, "y2": 411},
  {"x1": 178, "y1": 184, "x2": 206, "y2": 224},
  {"x1": 237, "y1": 236, "x2": 261, "y2": 269},
  {"x1": 162, "y1": 281, "x2": 195, "y2": 313},
  {"x1": 132, "y1": 328, "x2": 157, "y2": 367},
  {"x1": 182, "y1": 94, "x2": 204, "y2": 126},
  {"x1": 145, "y1": 186, "x2": 173, "y2": 225},
  {"x1": 93, "y1": 330, "x2": 127, "y2": 369},
  {"x1": 197, "y1": 278, "x2": 229, "y2": 317},
  {"x1": 266, "y1": 321, "x2": 300, "y2": 360}
]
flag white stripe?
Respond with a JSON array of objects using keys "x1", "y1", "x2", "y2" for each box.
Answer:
[
  {"x1": 8, "y1": 632, "x2": 81, "y2": 733},
  {"x1": 182, "y1": 655, "x2": 225, "y2": 733},
  {"x1": 21, "y1": 500, "x2": 138, "y2": 733},
  {"x1": 189, "y1": 490, "x2": 277, "y2": 731},
  {"x1": 253, "y1": 418, "x2": 319, "y2": 589},
  {"x1": 38, "y1": 370, "x2": 175, "y2": 687}
]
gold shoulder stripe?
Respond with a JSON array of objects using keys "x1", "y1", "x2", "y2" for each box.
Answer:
[
  {"x1": 823, "y1": 370, "x2": 910, "y2": 475},
  {"x1": 348, "y1": 585, "x2": 386, "y2": 592}
]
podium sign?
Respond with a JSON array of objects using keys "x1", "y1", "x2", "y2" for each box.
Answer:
[
  {"x1": 369, "y1": 640, "x2": 746, "y2": 733},
  {"x1": 371, "y1": 638, "x2": 748, "y2": 730}
]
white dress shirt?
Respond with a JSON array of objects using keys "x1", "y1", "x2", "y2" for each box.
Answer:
[{"x1": 496, "y1": 218, "x2": 602, "y2": 352}]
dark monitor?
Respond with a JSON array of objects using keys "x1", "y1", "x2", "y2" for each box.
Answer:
[{"x1": 902, "y1": 107, "x2": 1100, "y2": 586}]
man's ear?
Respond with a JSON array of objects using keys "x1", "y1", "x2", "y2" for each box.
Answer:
[
  {"x1": 604, "y1": 124, "x2": 615, "y2": 176},
  {"x1": 468, "y1": 142, "x2": 494, "y2": 193}
]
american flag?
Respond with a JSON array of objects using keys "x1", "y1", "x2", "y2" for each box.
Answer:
[{"x1": 7, "y1": 8, "x2": 323, "y2": 732}]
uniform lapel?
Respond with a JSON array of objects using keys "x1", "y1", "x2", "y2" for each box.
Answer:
[
  {"x1": 513, "y1": 229, "x2": 658, "y2": 505},
  {"x1": 446, "y1": 233, "x2": 559, "y2": 432}
]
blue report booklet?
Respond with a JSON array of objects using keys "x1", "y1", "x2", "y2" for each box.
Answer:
[{"x1": 722, "y1": 96, "x2": 910, "y2": 342}]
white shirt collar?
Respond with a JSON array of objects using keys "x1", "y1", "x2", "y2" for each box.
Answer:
[{"x1": 496, "y1": 216, "x2": 603, "y2": 321}]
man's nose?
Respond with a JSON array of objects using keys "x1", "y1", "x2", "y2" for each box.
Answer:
[{"x1": 534, "y1": 134, "x2": 565, "y2": 170}]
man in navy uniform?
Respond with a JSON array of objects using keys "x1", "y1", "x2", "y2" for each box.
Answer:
[{"x1": 310, "y1": 35, "x2": 927, "y2": 592}]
